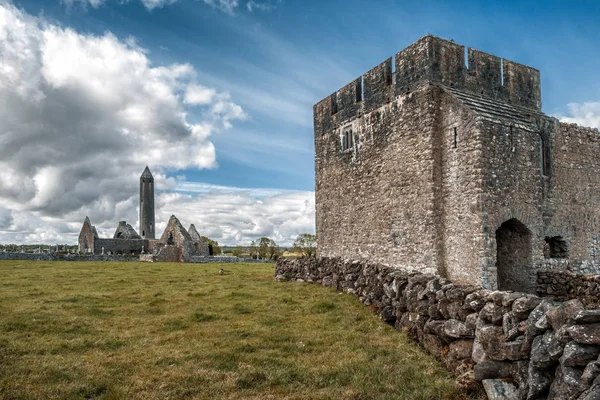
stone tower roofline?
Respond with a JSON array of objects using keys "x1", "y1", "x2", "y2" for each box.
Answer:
[
  {"x1": 141, "y1": 166, "x2": 153, "y2": 179},
  {"x1": 315, "y1": 34, "x2": 542, "y2": 127}
]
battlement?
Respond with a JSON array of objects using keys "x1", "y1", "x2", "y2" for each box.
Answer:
[{"x1": 314, "y1": 35, "x2": 542, "y2": 128}]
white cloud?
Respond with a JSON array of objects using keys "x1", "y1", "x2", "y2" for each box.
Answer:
[
  {"x1": 184, "y1": 84, "x2": 216, "y2": 105},
  {"x1": 174, "y1": 181, "x2": 298, "y2": 197},
  {"x1": 558, "y1": 102, "x2": 600, "y2": 129},
  {"x1": 61, "y1": 0, "x2": 279, "y2": 14},
  {"x1": 155, "y1": 189, "x2": 315, "y2": 246},
  {"x1": 0, "y1": 186, "x2": 316, "y2": 247},
  {"x1": 62, "y1": 0, "x2": 180, "y2": 11},
  {"x1": 0, "y1": 3, "x2": 249, "y2": 243},
  {"x1": 246, "y1": 0, "x2": 277, "y2": 12},
  {"x1": 202, "y1": 0, "x2": 238, "y2": 14},
  {"x1": 0, "y1": 206, "x2": 12, "y2": 229},
  {"x1": 203, "y1": 0, "x2": 278, "y2": 14}
]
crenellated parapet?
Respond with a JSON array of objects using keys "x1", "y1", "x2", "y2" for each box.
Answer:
[{"x1": 315, "y1": 35, "x2": 542, "y2": 130}]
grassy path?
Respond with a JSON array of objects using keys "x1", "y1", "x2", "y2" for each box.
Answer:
[{"x1": 0, "y1": 261, "x2": 469, "y2": 399}]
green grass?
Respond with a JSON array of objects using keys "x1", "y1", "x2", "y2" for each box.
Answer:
[{"x1": 0, "y1": 261, "x2": 472, "y2": 399}]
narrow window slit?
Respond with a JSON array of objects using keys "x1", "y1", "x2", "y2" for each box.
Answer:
[
  {"x1": 355, "y1": 77, "x2": 363, "y2": 103},
  {"x1": 453, "y1": 127, "x2": 458, "y2": 149},
  {"x1": 540, "y1": 134, "x2": 549, "y2": 176}
]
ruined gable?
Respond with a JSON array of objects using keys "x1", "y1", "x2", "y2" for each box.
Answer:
[
  {"x1": 160, "y1": 215, "x2": 193, "y2": 245},
  {"x1": 113, "y1": 221, "x2": 141, "y2": 240},
  {"x1": 78, "y1": 216, "x2": 96, "y2": 253},
  {"x1": 188, "y1": 224, "x2": 210, "y2": 256},
  {"x1": 152, "y1": 215, "x2": 196, "y2": 261}
]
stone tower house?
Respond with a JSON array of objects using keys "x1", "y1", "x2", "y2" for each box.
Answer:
[
  {"x1": 139, "y1": 166, "x2": 155, "y2": 239},
  {"x1": 314, "y1": 35, "x2": 600, "y2": 292}
]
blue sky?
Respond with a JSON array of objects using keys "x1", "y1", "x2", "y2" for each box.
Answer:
[
  {"x1": 14, "y1": 0, "x2": 600, "y2": 189},
  {"x1": 1, "y1": 0, "x2": 600, "y2": 245}
]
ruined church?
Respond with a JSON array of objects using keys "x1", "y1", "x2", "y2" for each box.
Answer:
[
  {"x1": 78, "y1": 167, "x2": 211, "y2": 262},
  {"x1": 314, "y1": 35, "x2": 600, "y2": 293}
]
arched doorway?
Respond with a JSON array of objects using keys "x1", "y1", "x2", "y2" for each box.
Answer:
[{"x1": 496, "y1": 218, "x2": 533, "y2": 292}]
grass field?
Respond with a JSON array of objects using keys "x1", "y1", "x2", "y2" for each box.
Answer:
[{"x1": 0, "y1": 261, "x2": 471, "y2": 400}]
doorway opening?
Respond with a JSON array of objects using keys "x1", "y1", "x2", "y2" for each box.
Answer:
[{"x1": 496, "y1": 218, "x2": 533, "y2": 292}]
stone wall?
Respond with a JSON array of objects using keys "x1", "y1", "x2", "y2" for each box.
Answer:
[
  {"x1": 94, "y1": 238, "x2": 149, "y2": 255},
  {"x1": 537, "y1": 270, "x2": 600, "y2": 306},
  {"x1": 315, "y1": 82, "x2": 443, "y2": 273},
  {"x1": 188, "y1": 256, "x2": 272, "y2": 263},
  {"x1": 0, "y1": 252, "x2": 140, "y2": 262},
  {"x1": 276, "y1": 257, "x2": 600, "y2": 399}
]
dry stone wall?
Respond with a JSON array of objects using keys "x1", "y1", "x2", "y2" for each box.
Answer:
[
  {"x1": 537, "y1": 270, "x2": 600, "y2": 307},
  {"x1": 276, "y1": 257, "x2": 600, "y2": 400},
  {"x1": 0, "y1": 252, "x2": 140, "y2": 262}
]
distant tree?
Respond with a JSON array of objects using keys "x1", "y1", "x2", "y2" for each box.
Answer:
[
  {"x1": 267, "y1": 241, "x2": 283, "y2": 260},
  {"x1": 257, "y1": 237, "x2": 281, "y2": 260},
  {"x1": 231, "y1": 246, "x2": 244, "y2": 257},
  {"x1": 5, "y1": 244, "x2": 18, "y2": 252},
  {"x1": 292, "y1": 233, "x2": 317, "y2": 258},
  {"x1": 248, "y1": 241, "x2": 258, "y2": 259},
  {"x1": 257, "y1": 237, "x2": 270, "y2": 259},
  {"x1": 200, "y1": 236, "x2": 222, "y2": 255}
]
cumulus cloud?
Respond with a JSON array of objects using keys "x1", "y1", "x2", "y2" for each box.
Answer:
[
  {"x1": 558, "y1": 102, "x2": 600, "y2": 129},
  {"x1": 184, "y1": 84, "x2": 216, "y2": 105},
  {"x1": 156, "y1": 189, "x2": 314, "y2": 246},
  {"x1": 0, "y1": 3, "x2": 252, "y2": 242},
  {"x1": 0, "y1": 206, "x2": 13, "y2": 229},
  {"x1": 0, "y1": 187, "x2": 315, "y2": 246}
]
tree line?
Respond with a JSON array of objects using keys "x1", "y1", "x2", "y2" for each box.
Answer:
[{"x1": 229, "y1": 233, "x2": 316, "y2": 260}]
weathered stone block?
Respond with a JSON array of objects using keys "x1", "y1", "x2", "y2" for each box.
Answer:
[
  {"x1": 446, "y1": 339, "x2": 474, "y2": 362},
  {"x1": 482, "y1": 378, "x2": 519, "y2": 400},
  {"x1": 561, "y1": 341, "x2": 600, "y2": 367},
  {"x1": 444, "y1": 319, "x2": 474, "y2": 339},
  {"x1": 474, "y1": 361, "x2": 512, "y2": 381},
  {"x1": 570, "y1": 324, "x2": 600, "y2": 345}
]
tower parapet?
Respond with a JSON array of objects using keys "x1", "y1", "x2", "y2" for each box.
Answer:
[
  {"x1": 315, "y1": 35, "x2": 542, "y2": 130},
  {"x1": 139, "y1": 166, "x2": 155, "y2": 239}
]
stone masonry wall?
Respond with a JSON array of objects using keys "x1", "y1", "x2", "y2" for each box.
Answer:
[
  {"x1": 537, "y1": 269, "x2": 600, "y2": 306},
  {"x1": 93, "y1": 238, "x2": 149, "y2": 255},
  {"x1": 434, "y1": 86, "x2": 484, "y2": 285},
  {"x1": 315, "y1": 83, "x2": 440, "y2": 271},
  {"x1": 276, "y1": 258, "x2": 600, "y2": 400},
  {"x1": 548, "y1": 123, "x2": 600, "y2": 262}
]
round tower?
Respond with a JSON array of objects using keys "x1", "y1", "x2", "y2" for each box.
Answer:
[{"x1": 140, "y1": 166, "x2": 155, "y2": 239}]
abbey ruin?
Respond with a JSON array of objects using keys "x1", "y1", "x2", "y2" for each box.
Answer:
[
  {"x1": 78, "y1": 167, "x2": 211, "y2": 262},
  {"x1": 313, "y1": 34, "x2": 600, "y2": 293}
]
